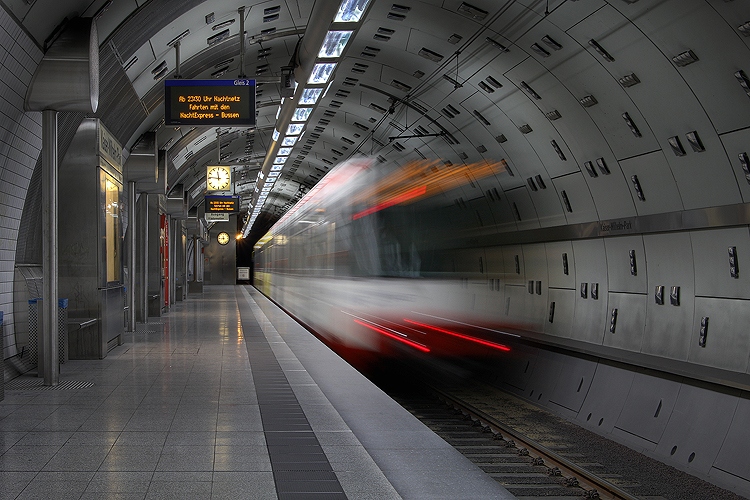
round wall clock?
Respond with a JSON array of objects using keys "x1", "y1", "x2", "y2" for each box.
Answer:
[
  {"x1": 217, "y1": 231, "x2": 230, "y2": 245},
  {"x1": 207, "y1": 165, "x2": 231, "y2": 191}
]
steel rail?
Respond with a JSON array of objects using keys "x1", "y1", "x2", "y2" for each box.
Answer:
[{"x1": 431, "y1": 387, "x2": 641, "y2": 500}]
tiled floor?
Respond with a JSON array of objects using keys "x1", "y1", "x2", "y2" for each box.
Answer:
[
  {"x1": 1, "y1": 287, "x2": 287, "y2": 499},
  {"x1": 1, "y1": 285, "x2": 512, "y2": 500}
]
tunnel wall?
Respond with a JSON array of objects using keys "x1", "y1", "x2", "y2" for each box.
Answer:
[{"x1": 0, "y1": 6, "x2": 42, "y2": 372}]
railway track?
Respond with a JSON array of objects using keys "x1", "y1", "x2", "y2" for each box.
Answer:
[
  {"x1": 370, "y1": 361, "x2": 746, "y2": 500},
  {"x1": 390, "y1": 388, "x2": 629, "y2": 499}
]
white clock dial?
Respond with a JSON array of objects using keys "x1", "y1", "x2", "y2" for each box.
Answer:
[
  {"x1": 217, "y1": 232, "x2": 230, "y2": 245},
  {"x1": 207, "y1": 166, "x2": 231, "y2": 191}
]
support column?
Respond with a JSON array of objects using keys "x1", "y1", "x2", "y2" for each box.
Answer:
[
  {"x1": 128, "y1": 181, "x2": 136, "y2": 332},
  {"x1": 41, "y1": 109, "x2": 59, "y2": 386}
]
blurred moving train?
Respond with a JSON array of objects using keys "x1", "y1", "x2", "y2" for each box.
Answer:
[{"x1": 254, "y1": 156, "x2": 525, "y2": 358}]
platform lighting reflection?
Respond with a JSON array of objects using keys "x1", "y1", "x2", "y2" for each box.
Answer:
[
  {"x1": 278, "y1": 147, "x2": 293, "y2": 155},
  {"x1": 403, "y1": 319, "x2": 511, "y2": 351},
  {"x1": 282, "y1": 136, "x2": 297, "y2": 146},
  {"x1": 319, "y1": 31, "x2": 353, "y2": 58},
  {"x1": 334, "y1": 0, "x2": 371, "y2": 22},
  {"x1": 287, "y1": 123, "x2": 304, "y2": 135},
  {"x1": 309, "y1": 62, "x2": 337, "y2": 84},
  {"x1": 299, "y1": 88, "x2": 323, "y2": 105},
  {"x1": 353, "y1": 319, "x2": 430, "y2": 353},
  {"x1": 292, "y1": 107, "x2": 313, "y2": 121}
]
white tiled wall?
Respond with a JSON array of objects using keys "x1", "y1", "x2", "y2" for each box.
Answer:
[{"x1": 0, "y1": 7, "x2": 42, "y2": 362}]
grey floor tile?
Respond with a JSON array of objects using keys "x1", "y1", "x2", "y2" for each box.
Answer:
[
  {"x1": 0, "y1": 471, "x2": 36, "y2": 500},
  {"x1": 115, "y1": 431, "x2": 168, "y2": 447},
  {"x1": 13, "y1": 477, "x2": 90, "y2": 500},
  {"x1": 145, "y1": 480, "x2": 213, "y2": 500},
  {"x1": 210, "y1": 472, "x2": 277, "y2": 500},
  {"x1": 87, "y1": 471, "x2": 154, "y2": 493},
  {"x1": 164, "y1": 431, "x2": 215, "y2": 446},
  {"x1": 65, "y1": 431, "x2": 120, "y2": 446},
  {"x1": 100, "y1": 445, "x2": 162, "y2": 471},
  {"x1": 156, "y1": 446, "x2": 215, "y2": 472},
  {"x1": 42, "y1": 444, "x2": 110, "y2": 472},
  {"x1": 14, "y1": 431, "x2": 74, "y2": 447}
]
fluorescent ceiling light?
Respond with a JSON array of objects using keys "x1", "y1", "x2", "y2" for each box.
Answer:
[
  {"x1": 271, "y1": 165, "x2": 283, "y2": 171},
  {"x1": 334, "y1": 0, "x2": 371, "y2": 22},
  {"x1": 272, "y1": 129, "x2": 280, "y2": 141},
  {"x1": 273, "y1": 156, "x2": 287, "y2": 164},
  {"x1": 268, "y1": 171, "x2": 280, "y2": 177},
  {"x1": 319, "y1": 31, "x2": 353, "y2": 58},
  {"x1": 292, "y1": 107, "x2": 313, "y2": 121},
  {"x1": 287, "y1": 124, "x2": 304, "y2": 135},
  {"x1": 299, "y1": 88, "x2": 323, "y2": 105},
  {"x1": 278, "y1": 147, "x2": 293, "y2": 155},
  {"x1": 309, "y1": 63, "x2": 337, "y2": 84},
  {"x1": 282, "y1": 137, "x2": 297, "y2": 146}
]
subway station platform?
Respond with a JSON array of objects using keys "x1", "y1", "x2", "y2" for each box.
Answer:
[{"x1": 0, "y1": 286, "x2": 512, "y2": 499}]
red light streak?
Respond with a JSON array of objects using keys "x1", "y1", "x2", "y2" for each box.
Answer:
[
  {"x1": 354, "y1": 319, "x2": 431, "y2": 353},
  {"x1": 352, "y1": 185, "x2": 427, "y2": 220},
  {"x1": 403, "y1": 319, "x2": 511, "y2": 351}
]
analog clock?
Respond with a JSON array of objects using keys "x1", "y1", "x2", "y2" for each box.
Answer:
[
  {"x1": 217, "y1": 232, "x2": 230, "y2": 245},
  {"x1": 207, "y1": 165, "x2": 231, "y2": 191}
]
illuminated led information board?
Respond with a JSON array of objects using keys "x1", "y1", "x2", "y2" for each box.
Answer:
[
  {"x1": 164, "y1": 79, "x2": 256, "y2": 126},
  {"x1": 205, "y1": 195, "x2": 239, "y2": 213}
]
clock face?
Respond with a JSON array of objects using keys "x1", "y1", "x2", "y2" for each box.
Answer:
[
  {"x1": 207, "y1": 166, "x2": 231, "y2": 191},
  {"x1": 217, "y1": 232, "x2": 230, "y2": 245}
]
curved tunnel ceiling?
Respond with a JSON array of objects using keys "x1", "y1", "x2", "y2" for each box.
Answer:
[{"x1": 9, "y1": 0, "x2": 750, "y2": 243}]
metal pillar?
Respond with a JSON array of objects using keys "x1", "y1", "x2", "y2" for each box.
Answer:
[
  {"x1": 238, "y1": 6, "x2": 246, "y2": 78},
  {"x1": 41, "y1": 109, "x2": 59, "y2": 386},
  {"x1": 128, "y1": 181, "x2": 136, "y2": 331},
  {"x1": 140, "y1": 195, "x2": 149, "y2": 322}
]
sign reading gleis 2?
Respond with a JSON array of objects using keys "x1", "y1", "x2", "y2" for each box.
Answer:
[{"x1": 164, "y1": 79, "x2": 256, "y2": 126}]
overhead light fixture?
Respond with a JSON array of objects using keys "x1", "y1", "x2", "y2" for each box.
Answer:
[
  {"x1": 618, "y1": 73, "x2": 641, "y2": 88},
  {"x1": 300, "y1": 88, "x2": 323, "y2": 105},
  {"x1": 530, "y1": 43, "x2": 550, "y2": 58},
  {"x1": 207, "y1": 29, "x2": 230, "y2": 46},
  {"x1": 622, "y1": 112, "x2": 642, "y2": 137},
  {"x1": 334, "y1": 0, "x2": 372, "y2": 22},
  {"x1": 588, "y1": 39, "x2": 614, "y2": 62},
  {"x1": 672, "y1": 50, "x2": 698, "y2": 67},
  {"x1": 271, "y1": 165, "x2": 283, "y2": 171},
  {"x1": 541, "y1": 35, "x2": 562, "y2": 50},
  {"x1": 418, "y1": 47, "x2": 444, "y2": 62},
  {"x1": 273, "y1": 157, "x2": 287, "y2": 164},
  {"x1": 457, "y1": 2, "x2": 488, "y2": 21},
  {"x1": 287, "y1": 124, "x2": 304, "y2": 135},
  {"x1": 278, "y1": 147, "x2": 293, "y2": 155},
  {"x1": 485, "y1": 37, "x2": 508, "y2": 51},
  {"x1": 272, "y1": 129, "x2": 280, "y2": 141},
  {"x1": 167, "y1": 29, "x2": 190, "y2": 47},
  {"x1": 520, "y1": 81, "x2": 541, "y2": 100},
  {"x1": 282, "y1": 137, "x2": 297, "y2": 146},
  {"x1": 292, "y1": 107, "x2": 313, "y2": 121},
  {"x1": 319, "y1": 30, "x2": 353, "y2": 58},
  {"x1": 735, "y1": 70, "x2": 750, "y2": 97},
  {"x1": 212, "y1": 19, "x2": 235, "y2": 30},
  {"x1": 579, "y1": 95, "x2": 598, "y2": 107},
  {"x1": 309, "y1": 63, "x2": 337, "y2": 84}
]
